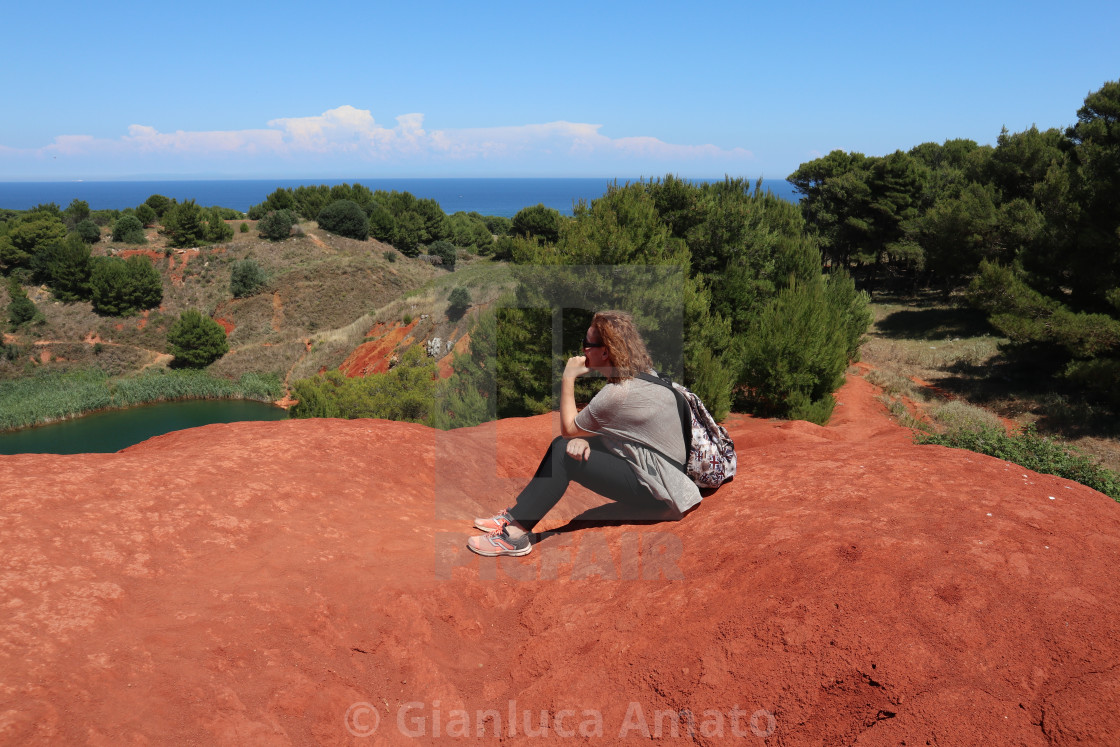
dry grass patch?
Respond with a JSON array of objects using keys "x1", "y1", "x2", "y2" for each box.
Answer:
[{"x1": 861, "y1": 288, "x2": 1120, "y2": 476}]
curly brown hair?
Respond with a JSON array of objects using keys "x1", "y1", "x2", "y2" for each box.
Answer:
[{"x1": 591, "y1": 310, "x2": 654, "y2": 383}]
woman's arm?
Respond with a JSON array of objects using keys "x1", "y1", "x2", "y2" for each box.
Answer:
[{"x1": 560, "y1": 356, "x2": 597, "y2": 440}]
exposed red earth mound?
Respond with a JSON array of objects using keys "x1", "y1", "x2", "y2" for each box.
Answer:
[
  {"x1": 435, "y1": 334, "x2": 471, "y2": 379},
  {"x1": 2, "y1": 372, "x2": 1119, "y2": 745},
  {"x1": 339, "y1": 321, "x2": 469, "y2": 380},
  {"x1": 339, "y1": 321, "x2": 420, "y2": 378}
]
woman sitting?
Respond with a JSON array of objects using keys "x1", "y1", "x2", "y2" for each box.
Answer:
[{"x1": 468, "y1": 310, "x2": 701, "y2": 557}]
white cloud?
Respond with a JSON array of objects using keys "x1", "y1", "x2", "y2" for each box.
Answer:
[{"x1": 1, "y1": 105, "x2": 755, "y2": 175}]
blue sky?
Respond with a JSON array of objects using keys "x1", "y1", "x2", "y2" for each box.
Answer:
[{"x1": 1, "y1": 0, "x2": 1116, "y2": 180}]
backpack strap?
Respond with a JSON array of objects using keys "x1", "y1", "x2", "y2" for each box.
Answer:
[
  {"x1": 636, "y1": 372, "x2": 693, "y2": 455},
  {"x1": 633, "y1": 372, "x2": 692, "y2": 474}
]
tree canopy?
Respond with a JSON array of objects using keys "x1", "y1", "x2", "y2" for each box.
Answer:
[
  {"x1": 788, "y1": 79, "x2": 1120, "y2": 408},
  {"x1": 167, "y1": 309, "x2": 229, "y2": 367},
  {"x1": 317, "y1": 200, "x2": 369, "y2": 240},
  {"x1": 89, "y1": 255, "x2": 162, "y2": 315}
]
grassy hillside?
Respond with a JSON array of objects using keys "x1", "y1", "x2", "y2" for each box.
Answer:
[{"x1": 0, "y1": 219, "x2": 514, "y2": 429}]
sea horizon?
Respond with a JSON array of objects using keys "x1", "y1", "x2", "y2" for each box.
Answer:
[{"x1": 0, "y1": 176, "x2": 801, "y2": 218}]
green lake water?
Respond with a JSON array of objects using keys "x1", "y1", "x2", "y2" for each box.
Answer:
[{"x1": 0, "y1": 399, "x2": 289, "y2": 455}]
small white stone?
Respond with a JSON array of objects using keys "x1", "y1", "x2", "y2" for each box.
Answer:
[
  {"x1": 986, "y1": 513, "x2": 992, "y2": 517},
  {"x1": 1049, "y1": 496, "x2": 1056, "y2": 500}
]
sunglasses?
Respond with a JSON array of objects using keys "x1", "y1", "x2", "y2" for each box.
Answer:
[{"x1": 582, "y1": 336, "x2": 605, "y2": 349}]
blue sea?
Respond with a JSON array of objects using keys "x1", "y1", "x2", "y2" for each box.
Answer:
[{"x1": 0, "y1": 177, "x2": 800, "y2": 217}]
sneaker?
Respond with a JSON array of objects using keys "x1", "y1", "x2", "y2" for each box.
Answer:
[
  {"x1": 467, "y1": 525, "x2": 533, "y2": 557},
  {"x1": 473, "y1": 509, "x2": 514, "y2": 533}
]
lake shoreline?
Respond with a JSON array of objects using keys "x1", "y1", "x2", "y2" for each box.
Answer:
[
  {"x1": 0, "y1": 391, "x2": 288, "y2": 435},
  {"x1": 0, "y1": 395, "x2": 290, "y2": 455}
]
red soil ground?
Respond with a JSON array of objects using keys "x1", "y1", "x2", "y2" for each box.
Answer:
[
  {"x1": 436, "y1": 334, "x2": 471, "y2": 379},
  {"x1": 1, "y1": 371, "x2": 1118, "y2": 744},
  {"x1": 339, "y1": 320, "x2": 420, "y2": 377},
  {"x1": 339, "y1": 320, "x2": 471, "y2": 380}
]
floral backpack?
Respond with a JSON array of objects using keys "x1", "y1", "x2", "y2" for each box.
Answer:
[{"x1": 637, "y1": 372, "x2": 737, "y2": 489}]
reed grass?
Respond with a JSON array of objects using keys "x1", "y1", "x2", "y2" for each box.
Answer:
[{"x1": 0, "y1": 368, "x2": 283, "y2": 431}]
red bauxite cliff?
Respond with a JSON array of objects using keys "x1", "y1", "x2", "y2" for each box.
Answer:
[{"x1": 2, "y1": 372, "x2": 1119, "y2": 745}]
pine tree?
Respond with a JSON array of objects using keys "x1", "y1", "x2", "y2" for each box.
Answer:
[
  {"x1": 7, "y1": 277, "x2": 37, "y2": 327},
  {"x1": 167, "y1": 309, "x2": 229, "y2": 367}
]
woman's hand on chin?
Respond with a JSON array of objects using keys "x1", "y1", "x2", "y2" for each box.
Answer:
[{"x1": 564, "y1": 355, "x2": 591, "y2": 379}]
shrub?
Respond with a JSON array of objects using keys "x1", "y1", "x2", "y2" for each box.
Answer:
[
  {"x1": 112, "y1": 215, "x2": 147, "y2": 244},
  {"x1": 447, "y1": 287, "x2": 471, "y2": 319},
  {"x1": 167, "y1": 309, "x2": 229, "y2": 367},
  {"x1": 491, "y1": 235, "x2": 517, "y2": 261},
  {"x1": 469, "y1": 221, "x2": 494, "y2": 252},
  {"x1": 317, "y1": 200, "x2": 369, "y2": 240},
  {"x1": 428, "y1": 240, "x2": 458, "y2": 271},
  {"x1": 258, "y1": 210, "x2": 294, "y2": 241},
  {"x1": 383, "y1": 249, "x2": 397, "y2": 263},
  {"x1": 7, "y1": 277, "x2": 37, "y2": 327},
  {"x1": 918, "y1": 425, "x2": 1120, "y2": 501},
  {"x1": 89, "y1": 210, "x2": 116, "y2": 227},
  {"x1": 41, "y1": 235, "x2": 92, "y2": 302},
  {"x1": 738, "y1": 273, "x2": 871, "y2": 424},
  {"x1": 144, "y1": 194, "x2": 172, "y2": 217},
  {"x1": 392, "y1": 211, "x2": 423, "y2": 256},
  {"x1": 135, "y1": 203, "x2": 157, "y2": 227},
  {"x1": 89, "y1": 255, "x2": 162, "y2": 315},
  {"x1": 289, "y1": 346, "x2": 435, "y2": 423},
  {"x1": 0, "y1": 236, "x2": 27, "y2": 273},
  {"x1": 10, "y1": 217, "x2": 67, "y2": 259},
  {"x1": 369, "y1": 205, "x2": 397, "y2": 242},
  {"x1": 230, "y1": 259, "x2": 266, "y2": 298},
  {"x1": 484, "y1": 215, "x2": 512, "y2": 236},
  {"x1": 239, "y1": 222, "x2": 249, "y2": 233},
  {"x1": 1063, "y1": 358, "x2": 1120, "y2": 407},
  {"x1": 161, "y1": 200, "x2": 207, "y2": 247},
  {"x1": 205, "y1": 209, "x2": 234, "y2": 243},
  {"x1": 248, "y1": 187, "x2": 298, "y2": 220},
  {"x1": 511, "y1": 203, "x2": 561, "y2": 243},
  {"x1": 64, "y1": 199, "x2": 91, "y2": 226},
  {"x1": 75, "y1": 220, "x2": 101, "y2": 244}
]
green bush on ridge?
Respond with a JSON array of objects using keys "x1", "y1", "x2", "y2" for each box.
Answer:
[
  {"x1": 317, "y1": 200, "x2": 369, "y2": 241},
  {"x1": 258, "y1": 210, "x2": 294, "y2": 241},
  {"x1": 918, "y1": 424, "x2": 1120, "y2": 501},
  {"x1": 230, "y1": 259, "x2": 267, "y2": 298}
]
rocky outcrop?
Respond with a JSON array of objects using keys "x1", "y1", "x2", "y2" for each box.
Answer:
[{"x1": 1, "y1": 373, "x2": 1118, "y2": 744}]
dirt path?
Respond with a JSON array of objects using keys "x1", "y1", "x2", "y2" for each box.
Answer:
[
  {"x1": 270, "y1": 292, "x2": 284, "y2": 331},
  {"x1": 139, "y1": 352, "x2": 174, "y2": 371},
  {"x1": 18, "y1": 335, "x2": 167, "y2": 365},
  {"x1": 303, "y1": 230, "x2": 329, "y2": 250}
]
